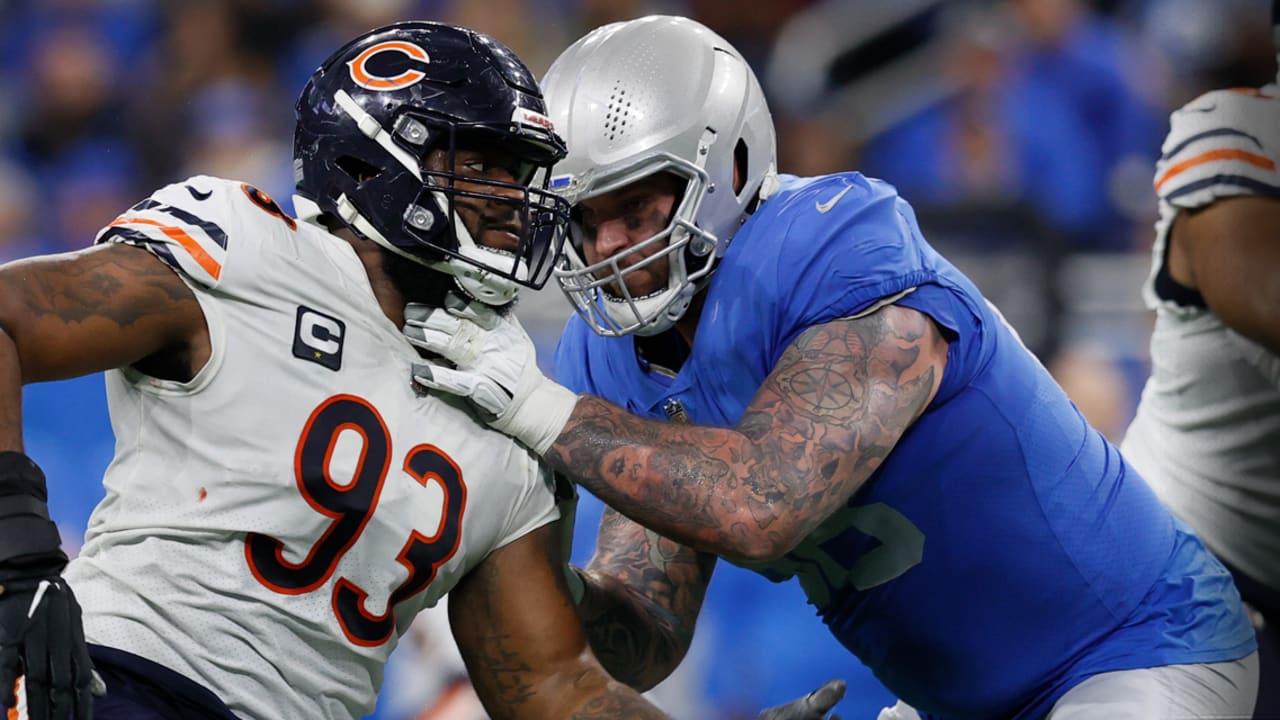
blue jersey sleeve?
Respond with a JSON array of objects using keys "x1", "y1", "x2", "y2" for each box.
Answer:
[{"x1": 721, "y1": 174, "x2": 986, "y2": 398}]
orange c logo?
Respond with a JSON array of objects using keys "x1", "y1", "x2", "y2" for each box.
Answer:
[{"x1": 347, "y1": 41, "x2": 430, "y2": 91}]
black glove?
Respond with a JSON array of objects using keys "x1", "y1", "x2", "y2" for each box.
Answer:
[
  {"x1": 0, "y1": 452, "x2": 95, "y2": 720},
  {"x1": 755, "y1": 679, "x2": 846, "y2": 720}
]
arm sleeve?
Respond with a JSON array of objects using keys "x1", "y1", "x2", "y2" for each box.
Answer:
[
  {"x1": 1154, "y1": 89, "x2": 1280, "y2": 210},
  {"x1": 94, "y1": 175, "x2": 243, "y2": 289}
]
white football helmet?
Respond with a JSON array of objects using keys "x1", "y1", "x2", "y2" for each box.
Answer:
[{"x1": 542, "y1": 15, "x2": 778, "y2": 336}]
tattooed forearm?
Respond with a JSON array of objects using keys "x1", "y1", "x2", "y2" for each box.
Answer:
[
  {"x1": 547, "y1": 305, "x2": 946, "y2": 562},
  {"x1": 568, "y1": 690, "x2": 672, "y2": 719},
  {"x1": 476, "y1": 630, "x2": 537, "y2": 706},
  {"x1": 577, "y1": 509, "x2": 715, "y2": 689}
]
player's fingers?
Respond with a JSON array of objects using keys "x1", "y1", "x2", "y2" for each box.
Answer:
[
  {"x1": 403, "y1": 304, "x2": 456, "y2": 334},
  {"x1": 805, "y1": 679, "x2": 846, "y2": 713},
  {"x1": 65, "y1": 590, "x2": 95, "y2": 718},
  {"x1": 44, "y1": 591, "x2": 75, "y2": 717},
  {"x1": 0, "y1": 660, "x2": 17, "y2": 708},
  {"x1": 90, "y1": 670, "x2": 106, "y2": 697},
  {"x1": 411, "y1": 362, "x2": 473, "y2": 398},
  {"x1": 403, "y1": 322, "x2": 454, "y2": 355},
  {"x1": 421, "y1": 310, "x2": 463, "y2": 336},
  {"x1": 24, "y1": 618, "x2": 49, "y2": 720},
  {"x1": 444, "y1": 292, "x2": 499, "y2": 329}
]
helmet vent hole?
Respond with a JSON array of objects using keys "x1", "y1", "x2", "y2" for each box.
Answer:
[{"x1": 605, "y1": 82, "x2": 635, "y2": 143}]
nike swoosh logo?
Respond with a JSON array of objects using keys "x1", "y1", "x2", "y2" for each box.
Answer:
[
  {"x1": 815, "y1": 185, "x2": 852, "y2": 213},
  {"x1": 186, "y1": 185, "x2": 212, "y2": 201}
]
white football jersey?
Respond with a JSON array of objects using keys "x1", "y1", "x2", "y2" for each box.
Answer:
[
  {"x1": 1122, "y1": 85, "x2": 1280, "y2": 593},
  {"x1": 63, "y1": 175, "x2": 559, "y2": 720}
]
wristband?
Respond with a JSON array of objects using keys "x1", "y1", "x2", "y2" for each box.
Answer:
[
  {"x1": 496, "y1": 377, "x2": 577, "y2": 456},
  {"x1": 0, "y1": 451, "x2": 66, "y2": 572}
]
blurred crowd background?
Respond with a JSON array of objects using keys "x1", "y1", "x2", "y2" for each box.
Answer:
[{"x1": 5, "y1": 0, "x2": 1276, "y2": 718}]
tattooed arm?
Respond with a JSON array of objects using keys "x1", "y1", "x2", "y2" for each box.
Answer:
[
  {"x1": 575, "y1": 507, "x2": 716, "y2": 690},
  {"x1": 0, "y1": 243, "x2": 207, "y2": 449},
  {"x1": 448, "y1": 521, "x2": 672, "y2": 720},
  {"x1": 546, "y1": 305, "x2": 948, "y2": 564}
]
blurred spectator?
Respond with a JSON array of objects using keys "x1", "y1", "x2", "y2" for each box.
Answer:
[
  {"x1": 859, "y1": 3, "x2": 1109, "y2": 250},
  {"x1": 45, "y1": 141, "x2": 141, "y2": 253},
  {"x1": 0, "y1": 160, "x2": 42, "y2": 263},
  {"x1": 1003, "y1": 0, "x2": 1166, "y2": 251},
  {"x1": 441, "y1": 0, "x2": 573, "y2": 74},
  {"x1": 10, "y1": 23, "x2": 125, "y2": 176},
  {"x1": 1048, "y1": 343, "x2": 1137, "y2": 442},
  {"x1": 378, "y1": 598, "x2": 487, "y2": 720},
  {"x1": 776, "y1": 116, "x2": 858, "y2": 177},
  {"x1": 279, "y1": 0, "x2": 431, "y2": 97},
  {"x1": 1140, "y1": 0, "x2": 1278, "y2": 104},
  {"x1": 180, "y1": 79, "x2": 295, "y2": 204}
]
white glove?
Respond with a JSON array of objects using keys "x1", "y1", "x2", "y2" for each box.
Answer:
[{"x1": 404, "y1": 293, "x2": 578, "y2": 455}]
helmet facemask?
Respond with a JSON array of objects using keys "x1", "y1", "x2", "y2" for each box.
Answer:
[
  {"x1": 555, "y1": 155, "x2": 719, "y2": 337},
  {"x1": 401, "y1": 120, "x2": 572, "y2": 305}
]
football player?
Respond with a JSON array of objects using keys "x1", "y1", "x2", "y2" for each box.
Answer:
[
  {"x1": 1121, "y1": 1, "x2": 1280, "y2": 716},
  {"x1": 405, "y1": 15, "x2": 1262, "y2": 719},
  {"x1": 0, "y1": 20, "x2": 841, "y2": 720}
]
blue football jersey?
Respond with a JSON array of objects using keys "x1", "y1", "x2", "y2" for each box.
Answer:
[{"x1": 554, "y1": 173, "x2": 1256, "y2": 719}]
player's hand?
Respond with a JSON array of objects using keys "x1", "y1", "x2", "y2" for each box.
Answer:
[
  {"x1": 404, "y1": 292, "x2": 578, "y2": 455},
  {"x1": 754, "y1": 679, "x2": 846, "y2": 720},
  {"x1": 0, "y1": 575, "x2": 97, "y2": 719}
]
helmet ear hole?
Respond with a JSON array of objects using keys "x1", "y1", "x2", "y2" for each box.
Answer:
[
  {"x1": 336, "y1": 155, "x2": 384, "y2": 184},
  {"x1": 733, "y1": 138, "x2": 748, "y2": 195}
]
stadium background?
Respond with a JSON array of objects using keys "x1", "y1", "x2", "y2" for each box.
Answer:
[{"x1": 2, "y1": 0, "x2": 1274, "y2": 717}]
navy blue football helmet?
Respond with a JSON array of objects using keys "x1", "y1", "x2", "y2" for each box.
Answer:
[{"x1": 293, "y1": 21, "x2": 571, "y2": 304}]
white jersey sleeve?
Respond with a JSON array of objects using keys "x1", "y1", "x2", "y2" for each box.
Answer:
[
  {"x1": 1153, "y1": 86, "x2": 1280, "y2": 211},
  {"x1": 68, "y1": 175, "x2": 559, "y2": 720},
  {"x1": 94, "y1": 174, "x2": 247, "y2": 289},
  {"x1": 1144, "y1": 85, "x2": 1280, "y2": 313}
]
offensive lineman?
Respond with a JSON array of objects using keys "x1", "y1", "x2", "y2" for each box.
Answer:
[{"x1": 405, "y1": 15, "x2": 1261, "y2": 719}]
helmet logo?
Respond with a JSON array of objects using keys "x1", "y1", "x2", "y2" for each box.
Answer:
[
  {"x1": 348, "y1": 41, "x2": 430, "y2": 91},
  {"x1": 513, "y1": 107, "x2": 556, "y2": 133}
]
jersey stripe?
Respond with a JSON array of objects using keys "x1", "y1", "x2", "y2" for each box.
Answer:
[
  {"x1": 1155, "y1": 148, "x2": 1276, "y2": 192},
  {"x1": 1164, "y1": 174, "x2": 1280, "y2": 203},
  {"x1": 98, "y1": 226, "x2": 185, "y2": 273},
  {"x1": 1161, "y1": 127, "x2": 1264, "y2": 161},
  {"x1": 108, "y1": 217, "x2": 223, "y2": 280},
  {"x1": 155, "y1": 204, "x2": 229, "y2": 249}
]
